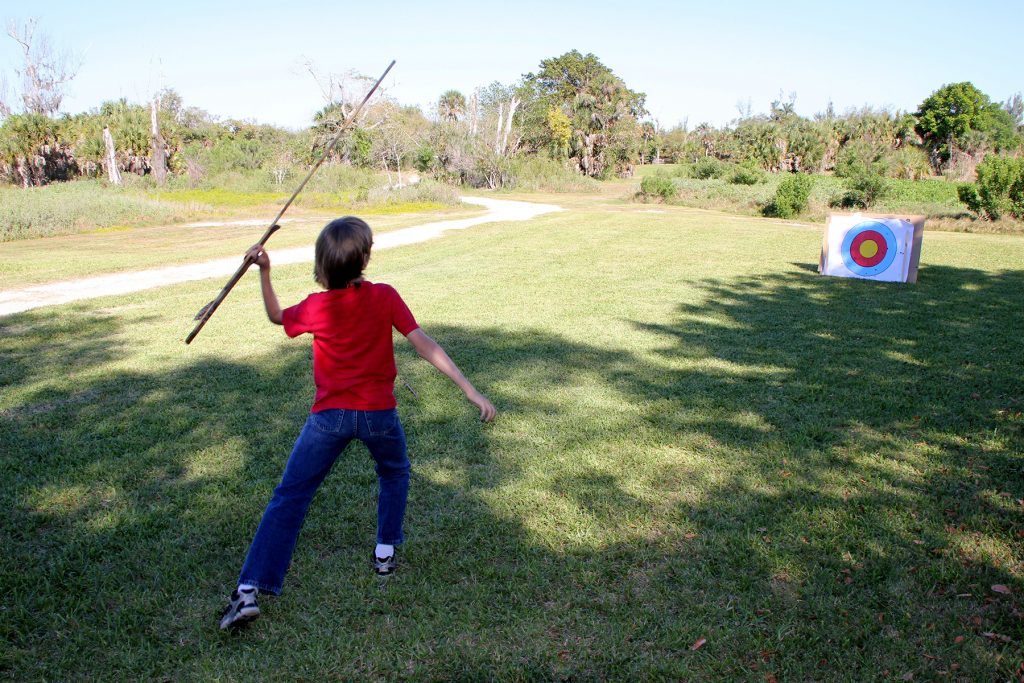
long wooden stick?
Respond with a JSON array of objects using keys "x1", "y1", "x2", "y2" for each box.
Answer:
[{"x1": 185, "y1": 60, "x2": 396, "y2": 344}]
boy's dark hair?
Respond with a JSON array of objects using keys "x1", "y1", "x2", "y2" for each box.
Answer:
[{"x1": 314, "y1": 216, "x2": 373, "y2": 289}]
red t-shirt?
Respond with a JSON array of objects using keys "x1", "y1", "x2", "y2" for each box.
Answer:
[{"x1": 282, "y1": 282, "x2": 419, "y2": 412}]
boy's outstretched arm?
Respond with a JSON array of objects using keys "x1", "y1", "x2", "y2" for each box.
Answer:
[
  {"x1": 245, "y1": 245, "x2": 283, "y2": 325},
  {"x1": 406, "y1": 328, "x2": 496, "y2": 422}
]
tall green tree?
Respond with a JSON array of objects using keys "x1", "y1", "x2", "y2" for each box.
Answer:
[
  {"x1": 915, "y1": 82, "x2": 1017, "y2": 165},
  {"x1": 523, "y1": 51, "x2": 646, "y2": 177}
]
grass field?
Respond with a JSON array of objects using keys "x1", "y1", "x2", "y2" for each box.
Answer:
[
  {"x1": 2, "y1": 198, "x2": 1023, "y2": 680},
  {"x1": 0, "y1": 204, "x2": 485, "y2": 290},
  {"x1": 0, "y1": 175, "x2": 463, "y2": 243}
]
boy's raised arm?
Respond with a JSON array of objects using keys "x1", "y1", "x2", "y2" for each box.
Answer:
[
  {"x1": 406, "y1": 328, "x2": 496, "y2": 422},
  {"x1": 245, "y1": 245, "x2": 283, "y2": 325}
]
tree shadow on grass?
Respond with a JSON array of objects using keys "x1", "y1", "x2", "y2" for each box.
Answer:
[
  {"x1": 404, "y1": 263, "x2": 1023, "y2": 679},
  {"x1": 609, "y1": 263, "x2": 1024, "y2": 679},
  {"x1": 1, "y1": 263, "x2": 1022, "y2": 680}
]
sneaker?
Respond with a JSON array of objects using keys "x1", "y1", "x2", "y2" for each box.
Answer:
[
  {"x1": 218, "y1": 588, "x2": 260, "y2": 630},
  {"x1": 374, "y1": 552, "x2": 397, "y2": 576}
]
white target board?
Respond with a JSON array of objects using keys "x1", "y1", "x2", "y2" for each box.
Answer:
[{"x1": 819, "y1": 213, "x2": 925, "y2": 283}]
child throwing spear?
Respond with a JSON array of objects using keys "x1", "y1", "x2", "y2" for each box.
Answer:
[{"x1": 219, "y1": 216, "x2": 496, "y2": 630}]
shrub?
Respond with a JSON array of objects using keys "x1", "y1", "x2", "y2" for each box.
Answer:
[
  {"x1": 639, "y1": 174, "x2": 677, "y2": 200},
  {"x1": 206, "y1": 138, "x2": 268, "y2": 174},
  {"x1": 834, "y1": 140, "x2": 888, "y2": 179},
  {"x1": 414, "y1": 145, "x2": 436, "y2": 173},
  {"x1": 960, "y1": 155, "x2": 1024, "y2": 220},
  {"x1": 957, "y1": 183, "x2": 983, "y2": 214},
  {"x1": 766, "y1": 173, "x2": 814, "y2": 218},
  {"x1": 691, "y1": 157, "x2": 727, "y2": 179},
  {"x1": 841, "y1": 169, "x2": 889, "y2": 208},
  {"x1": 730, "y1": 164, "x2": 765, "y2": 185},
  {"x1": 886, "y1": 146, "x2": 932, "y2": 180}
]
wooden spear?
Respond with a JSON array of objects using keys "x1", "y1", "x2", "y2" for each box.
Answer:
[{"x1": 185, "y1": 60, "x2": 396, "y2": 344}]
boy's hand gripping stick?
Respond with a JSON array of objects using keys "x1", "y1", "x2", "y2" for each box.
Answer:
[{"x1": 185, "y1": 60, "x2": 396, "y2": 345}]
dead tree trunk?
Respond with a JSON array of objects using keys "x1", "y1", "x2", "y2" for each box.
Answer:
[
  {"x1": 500, "y1": 96, "x2": 519, "y2": 155},
  {"x1": 103, "y1": 126, "x2": 122, "y2": 185},
  {"x1": 494, "y1": 103, "x2": 504, "y2": 154},
  {"x1": 469, "y1": 90, "x2": 479, "y2": 136},
  {"x1": 150, "y1": 99, "x2": 167, "y2": 185}
]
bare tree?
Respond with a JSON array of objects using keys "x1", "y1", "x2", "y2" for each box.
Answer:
[
  {"x1": 1004, "y1": 93, "x2": 1024, "y2": 128},
  {"x1": 468, "y1": 89, "x2": 480, "y2": 136},
  {"x1": 500, "y1": 95, "x2": 520, "y2": 155},
  {"x1": 103, "y1": 127, "x2": 122, "y2": 185},
  {"x1": 491, "y1": 98, "x2": 522, "y2": 155},
  {"x1": 300, "y1": 58, "x2": 379, "y2": 124},
  {"x1": 150, "y1": 96, "x2": 167, "y2": 185},
  {"x1": 494, "y1": 102, "x2": 504, "y2": 154},
  {"x1": 486, "y1": 94, "x2": 520, "y2": 156},
  {"x1": 735, "y1": 98, "x2": 753, "y2": 121},
  {"x1": 6, "y1": 19, "x2": 81, "y2": 116}
]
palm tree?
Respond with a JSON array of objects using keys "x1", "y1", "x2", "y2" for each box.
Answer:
[{"x1": 437, "y1": 90, "x2": 466, "y2": 122}]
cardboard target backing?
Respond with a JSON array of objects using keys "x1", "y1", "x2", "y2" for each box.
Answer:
[{"x1": 819, "y1": 212, "x2": 925, "y2": 283}]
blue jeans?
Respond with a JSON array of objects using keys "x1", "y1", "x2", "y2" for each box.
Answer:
[{"x1": 238, "y1": 408, "x2": 409, "y2": 595}]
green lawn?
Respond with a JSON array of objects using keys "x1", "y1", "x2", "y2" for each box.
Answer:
[{"x1": 2, "y1": 202, "x2": 1023, "y2": 680}]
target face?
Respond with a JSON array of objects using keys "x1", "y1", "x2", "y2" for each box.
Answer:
[
  {"x1": 821, "y1": 213, "x2": 923, "y2": 283},
  {"x1": 840, "y1": 220, "x2": 897, "y2": 277}
]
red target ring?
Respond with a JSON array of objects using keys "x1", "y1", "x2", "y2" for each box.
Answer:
[{"x1": 849, "y1": 229, "x2": 887, "y2": 268}]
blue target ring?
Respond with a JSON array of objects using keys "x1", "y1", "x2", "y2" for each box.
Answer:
[{"x1": 841, "y1": 220, "x2": 897, "y2": 277}]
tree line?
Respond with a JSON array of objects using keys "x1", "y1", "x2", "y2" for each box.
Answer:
[{"x1": 1, "y1": 21, "x2": 1022, "y2": 215}]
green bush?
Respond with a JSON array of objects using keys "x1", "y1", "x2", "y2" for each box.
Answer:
[
  {"x1": 886, "y1": 146, "x2": 932, "y2": 180},
  {"x1": 730, "y1": 164, "x2": 766, "y2": 185},
  {"x1": 414, "y1": 145, "x2": 436, "y2": 173},
  {"x1": 959, "y1": 155, "x2": 1024, "y2": 220},
  {"x1": 834, "y1": 140, "x2": 888, "y2": 179},
  {"x1": 766, "y1": 173, "x2": 814, "y2": 218},
  {"x1": 639, "y1": 174, "x2": 678, "y2": 200},
  {"x1": 841, "y1": 170, "x2": 889, "y2": 208},
  {"x1": 206, "y1": 138, "x2": 268, "y2": 174},
  {"x1": 957, "y1": 183, "x2": 983, "y2": 214},
  {"x1": 691, "y1": 157, "x2": 727, "y2": 180}
]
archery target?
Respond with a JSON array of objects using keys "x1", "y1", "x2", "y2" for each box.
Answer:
[
  {"x1": 841, "y1": 221, "x2": 897, "y2": 277},
  {"x1": 821, "y1": 215, "x2": 918, "y2": 283}
]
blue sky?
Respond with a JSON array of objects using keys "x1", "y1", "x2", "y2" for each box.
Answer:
[{"x1": 3, "y1": 0, "x2": 1021, "y2": 130}]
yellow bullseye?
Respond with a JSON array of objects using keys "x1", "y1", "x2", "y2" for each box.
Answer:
[{"x1": 859, "y1": 239, "x2": 879, "y2": 258}]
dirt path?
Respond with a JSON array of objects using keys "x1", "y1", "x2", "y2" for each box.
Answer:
[{"x1": 0, "y1": 196, "x2": 561, "y2": 317}]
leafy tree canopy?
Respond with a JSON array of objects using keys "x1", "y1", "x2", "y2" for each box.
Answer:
[
  {"x1": 915, "y1": 82, "x2": 1017, "y2": 158},
  {"x1": 522, "y1": 51, "x2": 646, "y2": 177},
  {"x1": 526, "y1": 50, "x2": 646, "y2": 120}
]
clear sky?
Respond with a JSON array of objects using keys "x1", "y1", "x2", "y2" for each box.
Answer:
[{"x1": 3, "y1": 0, "x2": 1021, "y2": 130}]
